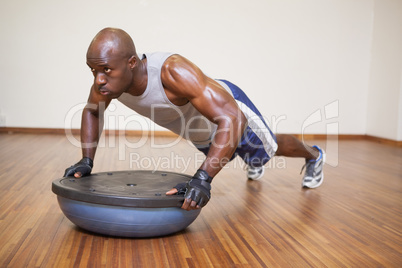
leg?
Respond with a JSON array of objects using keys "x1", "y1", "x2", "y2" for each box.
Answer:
[
  {"x1": 275, "y1": 134, "x2": 319, "y2": 160},
  {"x1": 275, "y1": 134, "x2": 325, "y2": 188},
  {"x1": 215, "y1": 79, "x2": 323, "y2": 186}
]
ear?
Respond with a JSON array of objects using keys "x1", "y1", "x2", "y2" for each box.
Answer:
[{"x1": 128, "y1": 55, "x2": 136, "y2": 69}]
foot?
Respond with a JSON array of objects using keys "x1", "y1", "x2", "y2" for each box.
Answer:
[
  {"x1": 247, "y1": 166, "x2": 265, "y2": 180},
  {"x1": 301, "y1": 145, "x2": 325, "y2": 188}
]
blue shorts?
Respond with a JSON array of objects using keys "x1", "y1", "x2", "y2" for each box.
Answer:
[{"x1": 196, "y1": 80, "x2": 278, "y2": 167}]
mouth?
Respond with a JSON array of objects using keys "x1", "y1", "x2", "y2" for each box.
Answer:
[{"x1": 99, "y1": 88, "x2": 110, "y2": 95}]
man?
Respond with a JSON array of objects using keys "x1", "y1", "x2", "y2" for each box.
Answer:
[{"x1": 64, "y1": 28, "x2": 325, "y2": 211}]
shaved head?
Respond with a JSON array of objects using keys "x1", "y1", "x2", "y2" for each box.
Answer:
[{"x1": 87, "y1": 28, "x2": 136, "y2": 60}]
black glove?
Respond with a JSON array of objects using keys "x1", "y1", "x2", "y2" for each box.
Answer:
[
  {"x1": 172, "y1": 182, "x2": 187, "y2": 195},
  {"x1": 184, "y1": 169, "x2": 213, "y2": 208},
  {"x1": 64, "y1": 157, "x2": 93, "y2": 177}
]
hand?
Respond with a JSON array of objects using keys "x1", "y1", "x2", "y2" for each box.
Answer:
[
  {"x1": 64, "y1": 157, "x2": 93, "y2": 178},
  {"x1": 166, "y1": 169, "x2": 212, "y2": 211},
  {"x1": 166, "y1": 182, "x2": 187, "y2": 195}
]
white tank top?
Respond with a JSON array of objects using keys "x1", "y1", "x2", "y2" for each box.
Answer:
[{"x1": 118, "y1": 52, "x2": 229, "y2": 145}]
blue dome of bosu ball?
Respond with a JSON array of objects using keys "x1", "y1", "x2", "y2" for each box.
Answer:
[{"x1": 52, "y1": 170, "x2": 200, "y2": 237}]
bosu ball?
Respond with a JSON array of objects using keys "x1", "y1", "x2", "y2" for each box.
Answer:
[{"x1": 52, "y1": 170, "x2": 200, "y2": 237}]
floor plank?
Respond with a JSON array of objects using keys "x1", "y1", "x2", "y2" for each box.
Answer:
[{"x1": 0, "y1": 133, "x2": 401, "y2": 267}]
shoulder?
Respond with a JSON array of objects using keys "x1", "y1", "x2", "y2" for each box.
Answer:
[
  {"x1": 161, "y1": 54, "x2": 207, "y2": 100},
  {"x1": 162, "y1": 54, "x2": 204, "y2": 82},
  {"x1": 163, "y1": 54, "x2": 186, "y2": 71}
]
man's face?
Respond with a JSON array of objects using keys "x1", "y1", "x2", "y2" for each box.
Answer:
[{"x1": 86, "y1": 47, "x2": 133, "y2": 98}]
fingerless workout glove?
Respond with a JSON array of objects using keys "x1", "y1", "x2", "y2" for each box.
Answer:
[
  {"x1": 64, "y1": 157, "x2": 93, "y2": 177},
  {"x1": 184, "y1": 169, "x2": 213, "y2": 208},
  {"x1": 173, "y1": 182, "x2": 187, "y2": 195}
]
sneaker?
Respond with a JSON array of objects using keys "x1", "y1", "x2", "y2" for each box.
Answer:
[
  {"x1": 301, "y1": 145, "x2": 325, "y2": 188},
  {"x1": 247, "y1": 166, "x2": 265, "y2": 180}
]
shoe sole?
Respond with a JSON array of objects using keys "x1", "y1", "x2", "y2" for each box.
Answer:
[
  {"x1": 302, "y1": 173, "x2": 324, "y2": 188},
  {"x1": 248, "y1": 167, "x2": 265, "y2": 181}
]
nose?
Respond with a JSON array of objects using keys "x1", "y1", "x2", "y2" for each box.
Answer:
[{"x1": 95, "y1": 73, "x2": 107, "y2": 87}]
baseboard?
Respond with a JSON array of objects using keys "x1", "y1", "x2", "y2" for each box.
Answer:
[
  {"x1": 289, "y1": 134, "x2": 367, "y2": 140},
  {"x1": 0, "y1": 127, "x2": 71, "y2": 135},
  {"x1": 1, "y1": 127, "x2": 401, "y2": 147},
  {"x1": 0, "y1": 127, "x2": 178, "y2": 137},
  {"x1": 365, "y1": 135, "x2": 402, "y2": 147}
]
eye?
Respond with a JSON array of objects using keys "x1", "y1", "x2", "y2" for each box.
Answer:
[
  {"x1": 104, "y1": 67, "x2": 111, "y2": 73},
  {"x1": 90, "y1": 68, "x2": 95, "y2": 73}
]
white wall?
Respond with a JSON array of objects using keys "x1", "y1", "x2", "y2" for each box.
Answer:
[
  {"x1": 0, "y1": 0, "x2": 394, "y2": 139},
  {"x1": 366, "y1": 0, "x2": 402, "y2": 141}
]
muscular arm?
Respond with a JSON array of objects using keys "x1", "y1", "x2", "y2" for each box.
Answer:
[
  {"x1": 74, "y1": 85, "x2": 111, "y2": 177},
  {"x1": 161, "y1": 55, "x2": 247, "y2": 178},
  {"x1": 81, "y1": 85, "x2": 111, "y2": 158}
]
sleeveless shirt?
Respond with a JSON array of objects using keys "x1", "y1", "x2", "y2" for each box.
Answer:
[{"x1": 117, "y1": 52, "x2": 232, "y2": 145}]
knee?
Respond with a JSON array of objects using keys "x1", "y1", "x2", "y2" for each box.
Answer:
[
  {"x1": 275, "y1": 134, "x2": 285, "y2": 156},
  {"x1": 276, "y1": 134, "x2": 290, "y2": 146},
  {"x1": 275, "y1": 134, "x2": 296, "y2": 156}
]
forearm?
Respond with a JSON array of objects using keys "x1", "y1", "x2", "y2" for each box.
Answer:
[
  {"x1": 200, "y1": 116, "x2": 247, "y2": 178},
  {"x1": 80, "y1": 107, "x2": 104, "y2": 160},
  {"x1": 200, "y1": 143, "x2": 235, "y2": 178}
]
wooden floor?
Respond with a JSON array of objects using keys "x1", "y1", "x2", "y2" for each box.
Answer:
[{"x1": 0, "y1": 133, "x2": 401, "y2": 267}]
